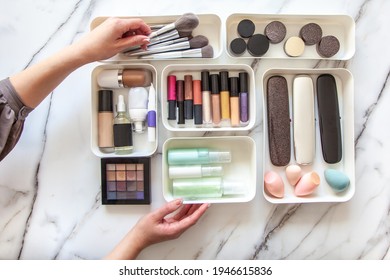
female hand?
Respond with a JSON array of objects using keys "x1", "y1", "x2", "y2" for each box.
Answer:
[
  {"x1": 74, "y1": 17, "x2": 151, "y2": 63},
  {"x1": 105, "y1": 199, "x2": 210, "y2": 259}
]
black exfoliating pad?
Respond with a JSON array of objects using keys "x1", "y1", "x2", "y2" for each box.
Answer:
[{"x1": 316, "y1": 74, "x2": 342, "y2": 163}]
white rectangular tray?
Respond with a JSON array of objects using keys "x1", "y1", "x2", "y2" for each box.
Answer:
[
  {"x1": 90, "y1": 14, "x2": 222, "y2": 61},
  {"x1": 160, "y1": 64, "x2": 256, "y2": 131},
  {"x1": 226, "y1": 14, "x2": 355, "y2": 60},
  {"x1": 162, "y1": 136, "x2": 257, "y2": 204},
  {"x1": 91, "y1": 64, "x2": 158, "y2": 157},
  {"x1": 262, "y1": 68, "x2": 355, "y2": 203}
]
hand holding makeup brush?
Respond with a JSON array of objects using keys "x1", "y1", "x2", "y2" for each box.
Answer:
[{"x1": 105, "y1": 199, "x2": 210, "y2": 259}]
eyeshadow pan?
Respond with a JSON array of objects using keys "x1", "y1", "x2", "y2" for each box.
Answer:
[
  {"x1": 127, "y1": 170, "x2": 136, "y2": 180},
  {"x1": 127, "y1": 164, "x2": 136, "y2": 170},
  {"x1": 137, "y1": 181, "x2": 144, "y2": 191},
  {"x1": 107, "y1": 164, "x2": 116, "y2": 171},
  {"x1": 107, "y1": 181, "x2": 116, "y2": 191},
  {"x1": 127, "y1": 181, "x2": 137, "y2": 191},
  {"x1": 136, "y1": 170, "x2": 144, "y2": 181},
  {"x1": 136, "y1": 164, "x2": 144, "y2": 171},
  {"x1": 101, "y1": 157, "x2": 151, "y2": 205},
  {"x1": 107, "y1": 170, "x2": 116, "y2": 181},
  {"x1": 116, "y1": 170, "x2": 126, "y2": 181}
]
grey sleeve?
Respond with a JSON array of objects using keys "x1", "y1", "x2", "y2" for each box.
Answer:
[{"x1": 0, "y1": 78, "x2": 33, "y2": 161}]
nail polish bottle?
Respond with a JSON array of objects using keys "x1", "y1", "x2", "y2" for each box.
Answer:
[{"x1": 113, "y1": 95, "x2": 133, "y2": 154}]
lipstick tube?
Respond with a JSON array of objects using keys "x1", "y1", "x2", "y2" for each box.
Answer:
[
  {"x1": 220, "y1": 71, "x2": 230, "y2": 120},
  {"x1": 176, "y1": 80, "x2": 185, "y2": 124},
  {"x1": 229, "y1": 77, "x2": 240, "y2": 127},
  {"x1": 193, "y1": 80, "x2": 203, "y2": 125},
  {"x1": 239, "y1": 72, "x2": 249, "y2": 123},
  {"x1": 184, "y1": 75, "x2": 193, "y2": 120},
  {"x1": 167, "y1": 75, "x2": 176, "y2": 120},
  {"x1": 201, "y1": 71, "x2": 212, "y2": 124},
  {"x1": 210, "y1": 74, "x2": 221, "y2": 125}
]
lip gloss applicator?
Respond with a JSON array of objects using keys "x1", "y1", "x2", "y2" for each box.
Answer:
[
  {"x1": 184, "y1": 75, "x2": 193, "y2": 120},
  {"x1": 167, "y1": 75, "x2": 176, "y2": 120},
  {"x1": 239, "y1": 72, "x2": 249, "y2": 123},
  {"x1": 176, "y1": 80, "x2": 185, "y2": 125},
  {"x1": 210, "y1": 74, "x2": 221, "y2": 125},
  {"x1": 201, "y1": 71, "x2": 212, "y2": 124},
  {"x1": 193, "y1": 79, "x2": 203, "y2": 125},
  {"x1": 147, "y1": 83, "x2": 156, "y2": 142}
]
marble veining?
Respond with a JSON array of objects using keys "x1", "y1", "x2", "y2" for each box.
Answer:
[{"x1": 1, "y1": 0, "x2": 390, "y2": 260}]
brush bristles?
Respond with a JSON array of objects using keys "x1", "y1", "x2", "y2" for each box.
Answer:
[
  {"x1": 175, "y1": 13, "x2": 199, "y2": 32},
  {"x1": 201, "y1": 45, "x2": 214, "y2": 58},
  {"x1": 189, "y1": 35, "x2": 208, "y2": 48}
]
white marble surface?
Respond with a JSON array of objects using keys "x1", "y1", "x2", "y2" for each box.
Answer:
[{"x1": 1, "y1": 0, "x2": 390, "y2": 260}]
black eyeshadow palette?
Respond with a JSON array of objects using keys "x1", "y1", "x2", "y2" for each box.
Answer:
[{"x1": 101, "y1": 157, "x2": 151, "y2": 205}]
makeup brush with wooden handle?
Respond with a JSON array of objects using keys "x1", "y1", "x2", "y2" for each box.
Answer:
[
  {"x1": 124, "y1": 35, "x2": 208, "y2": 57},
  {"x1": 140, "y1": 45, "x2": 213, "y2": 59},
  {"x1": 148, "y1": 13, "x2": 199, "y2": 39}
]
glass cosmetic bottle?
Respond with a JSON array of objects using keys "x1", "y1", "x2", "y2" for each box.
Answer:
[
  {"x1": 172, "y1": 177, "x2": 245, "y2": 199},
  {"x1": 114, "y1": 95, "x2": 133, "y2": 154}
]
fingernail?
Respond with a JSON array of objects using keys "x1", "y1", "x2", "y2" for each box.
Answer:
[
  {"x1": 175, "y1": 198, "x2": 183, "y2": 205},
  {"x1": 142, "y1": 38, "x2": 150, "y2": 43}
]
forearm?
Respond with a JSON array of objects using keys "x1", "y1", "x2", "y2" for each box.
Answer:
[
  {"x1": 104, "y1": 228, "x2": 147, "y2": 260},
  {"x1": 10, "y1": 44, "x2": 90, "y2": 108}
]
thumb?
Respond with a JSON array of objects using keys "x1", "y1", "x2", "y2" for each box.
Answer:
[{"x1": 151, "y1": 199, "x2": 183, "y2": 221}]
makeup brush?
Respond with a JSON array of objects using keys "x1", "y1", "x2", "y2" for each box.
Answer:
[
  {"x1": 148, "y1": 13, "x2": 199, "y2": 39},
  {"x1": 124, "y1": 35, "x2": 209, "y2": 57},
  {"x1": 149, "y1": 30, "x2": 192, "y2": 45},
  {"x1": 140, "y1": 45, "x2": 213, "y2": 59}
]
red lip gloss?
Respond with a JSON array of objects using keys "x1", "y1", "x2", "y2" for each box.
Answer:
[{"x1": 167, "y1": 75, "x2": 177, "y2": 120}]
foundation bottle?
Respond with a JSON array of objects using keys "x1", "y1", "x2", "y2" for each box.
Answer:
[{"x1": 98, "y1": 90, "x2": 114, "y2": 152}]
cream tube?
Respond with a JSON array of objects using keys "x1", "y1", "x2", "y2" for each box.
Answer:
[{"x1": 128, "y1": 87, "x2": 149, "y2": 133}]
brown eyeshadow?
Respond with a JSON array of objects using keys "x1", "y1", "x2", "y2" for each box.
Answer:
[
  {"x1": 300, "y1": 23, "x2": 322, "y2": 45},
  {"x1": 266, "y1": 76, "x2": 291, "y2": 166},
  {"x1": 317, "y1": 35, "x2": 340, "y2": 58},
  {"x1": 264, "y1": 21, "x2": 287, "y2": 44}
]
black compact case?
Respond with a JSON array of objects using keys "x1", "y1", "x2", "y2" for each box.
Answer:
[{"x1": 101, "y1": 157, "x2": 151, "y2": 205}]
